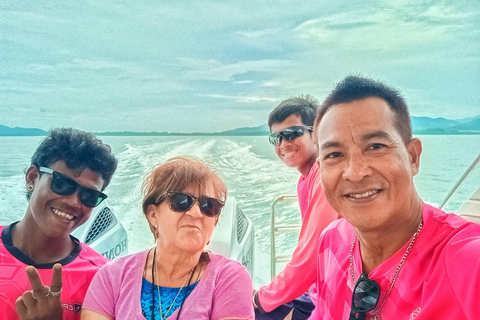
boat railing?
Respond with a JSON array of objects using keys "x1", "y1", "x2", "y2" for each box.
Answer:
[
  {"x1": 270, "y1": 195, "x2": 301, "y2": 280},
  {"x1": 439, "y1": 153, "x2": 480, "y2": 210}
]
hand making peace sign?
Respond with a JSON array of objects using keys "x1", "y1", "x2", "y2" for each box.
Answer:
[{"x1": 15, "y1": 263, "x2": 64, "y2": 320}]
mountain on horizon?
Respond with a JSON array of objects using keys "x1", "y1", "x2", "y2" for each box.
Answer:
[
  {"x1": 0, "y1": 124, "x2": 47, "y2": 136},
  {"x1": 222, "y1": 115, "x2": 480, "y2": 135},
  {"x1": 1, "y1": 115, "x2": 479, "y2": 136}
]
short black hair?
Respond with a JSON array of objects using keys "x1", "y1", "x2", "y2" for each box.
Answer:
[
  {"x1": 31, "y1": 128, "x2": 118, "y2": 190},
  {"x1": 315, "y1": 75, "x2": 412, "y2": 143},
  {"x1": 268, "y1": 95, "x2": 319, "y2": 130}
]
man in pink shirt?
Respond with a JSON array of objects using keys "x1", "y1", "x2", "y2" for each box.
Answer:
[
  {"x1": 254, "y1": 96, "x2": 338, "y2": 320},
  {"x1": 311, "y1": 75, "x2": 480, "y2": 319},
  {"x1": 0, "y1": 128, "x2": 117, "y2": 320}
]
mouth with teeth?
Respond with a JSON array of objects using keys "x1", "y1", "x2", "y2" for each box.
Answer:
[
  {"x1": 346, "y1": 189, "x2": 380, "y2": 199},
  {"x1": 52, "y1": 208, "x2": 74, "y2": 220},
  {"x1": 282, "y1": 150, "x2": 298, "y2": 158}
]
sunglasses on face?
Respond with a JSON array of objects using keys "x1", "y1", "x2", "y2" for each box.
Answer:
[
  {"x1": 349, "y1": 273, "x2": 381, "y2": 320},
  {"x1": 156, "y1": 192, "x2": 225, "y2": 218},
  {"x1": 38, "y1": 167, "x2": 107, "y2": 208},
  {"x1": 268, "y1": 125, "x2": 313, "y2": 146}
]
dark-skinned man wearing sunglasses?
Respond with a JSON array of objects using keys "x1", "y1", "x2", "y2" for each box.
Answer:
[
  {"x1": 309, "y1": 76, "x2": 480, "y2": 320},
  {"x1": 254, "y1": 96, "x2": 338, "y2": 320},
  {"x1": 0, "y1": 128, "x2": 117, "y2": 320}
]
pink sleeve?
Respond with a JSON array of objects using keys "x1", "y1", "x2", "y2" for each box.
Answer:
[
  {"x1": 82, "y1": 263, "x2": 117, "y2": 318},
  {"x1": 258, "y1": 169, "x2": 338, "y2": 312},
  {"x1": 445, "y1": 231, "x2": 480, "y2": 319},
  {"x1": 211, "y1": 261, "x2": 255, "y2": 320}
]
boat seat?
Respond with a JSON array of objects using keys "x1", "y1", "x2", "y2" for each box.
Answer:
[{"x1": 457, "y1": 187, "x2": 480, "y2": 224}]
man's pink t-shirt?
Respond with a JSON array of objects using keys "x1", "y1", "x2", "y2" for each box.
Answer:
[
  {"x1": 0, "y1": 224, "x2": 108, "y2": 320},
  {"x1": 83, "y1": 250, "x2": 254, "y2": 319},
  {"x1": 309, "y1": 203, "x2": 480, "y2": 320},
  {"x1": 258, "y1": 161, "x2": 339, "y2": 311}
]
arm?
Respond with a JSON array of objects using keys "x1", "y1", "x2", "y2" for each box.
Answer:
[
  {"x1": 445, "y1": 232, "x2": 480, "y2": 318},
  {"x1": 211, "y1": 262, "x2": 255, "y2": 320},
  {"x1": 257, "y1": 172, "x2": 338, "y2": 312},
  {"x1": 81, "y1": 263, "x2": 117, "y2": 320}
]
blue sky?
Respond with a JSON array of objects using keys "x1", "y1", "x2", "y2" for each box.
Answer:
[{"x1": 1, "y1": 0, "x2": 479, "y2": 133}]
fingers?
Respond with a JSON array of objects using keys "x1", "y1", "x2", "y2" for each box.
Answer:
[
  {"x1": 26, "y1": 266, "x2": 47, "y2": 299},
  {"x1": 15, "y1": 295, "x2": 28, "y2": 317},
  {"x1": 50, "y1": 263, "x2": 63, "y2": 296},
  {"x1": 21, "y1": 291, "x2": 37, "y2": 309}
]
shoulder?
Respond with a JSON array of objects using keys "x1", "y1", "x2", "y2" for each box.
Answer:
[
  {"x1": 318, "y1": 219, "x2": 354, "y2": 253},
  {"x1": 444, "y1": 222, "x2": 480, "y2": 262},
  {"x1": 89, "y1": 250, "x2": 148, "y2": 283},
  {"x1": 307, "y1": 161, "x2": 320, "y2": 186},
  {"x1": 0, "y1": 226, "x2": 5, "y2": 246},
  {"x1": 100, "y1": 249, "x2": 148, "y2": 272},
  {"x1": 321, "y1": 218, "x2": 352, "y2": 237},
  {"x1": 77, "y1": 243, "x2": 109, "y2": 266},
  {"x1": 423, "y1": 204, "x2": 480, "y2": 249},
  {"x1": 423, "y1": 204, "x2": 480, "y2": 281},
  {"x1": 206, "y1": 252, "x2": 250, "y2": 278},
  {"x1": 207, "y1": 252, "x2": 245, "y2": 269},
  {"x1": 441, "y1": 222, "x2": 480, "y2": 309}
]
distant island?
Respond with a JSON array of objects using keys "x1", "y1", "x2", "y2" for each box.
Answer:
[{"x1": 1, "y1": 115, "x2": 479, "y2": 136}]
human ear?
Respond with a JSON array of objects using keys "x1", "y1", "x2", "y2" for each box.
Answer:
[
  {"x1": 25, "y1": 166, "x2": 39, "y2": 186},
  {"x1": 407, "y1": 138, "x2": 422, "y2": 176},
  {"x1": 146, "y1": 204, "x2": 159, "y2": 228}
]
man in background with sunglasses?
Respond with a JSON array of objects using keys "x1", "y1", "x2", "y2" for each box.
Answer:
[
  {"x1": 0, "y1": 128, "x2": 117, "y2": 320},
  {"x1": 254, "y1": 96, "x2": 338, "y2": 320},
  {"x1": 310, "y1": 76, "x2": 480, "y2": 319}
]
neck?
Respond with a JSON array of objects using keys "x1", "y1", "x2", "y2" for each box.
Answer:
[
  {"x1": 12, "y1": 216, "x2": 73, "y2": 264},
  {"x1": 153, "y1": 243, "x2": 201, "y2": 286},
  {"x1": 356, "y1": 197, "x2": 423, "y2": 274},
  {"x1": 297, "y1": 153, "x2": 317, "y2": 177}
]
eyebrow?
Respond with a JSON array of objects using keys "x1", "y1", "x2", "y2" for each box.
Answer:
[
  {"x1": 320, "y1": 141, "x2": 342, "y2": 149},
  {"x1": 362, "y1": 130, "x2": 393, "y2": 142},
  {"x1": 320, "y1": 131, "x2": 393, "y2": 150}
]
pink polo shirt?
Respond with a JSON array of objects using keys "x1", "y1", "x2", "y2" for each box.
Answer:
[
  {"x1": 258, "y1": 161, "x2": 339, "y2": 312},
  {"x1": 310, "y1": 203, "x2": 480, "y2": 320}
]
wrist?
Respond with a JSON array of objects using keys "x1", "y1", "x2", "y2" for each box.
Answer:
[{"x1": 252, "y1": 290, "x2": 260, "y2": 310}]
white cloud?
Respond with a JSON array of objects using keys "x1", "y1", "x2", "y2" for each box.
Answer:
[
  {"x1": 200, "y1": 94, "x2": 278, "y2": 103},
  {"x1": 178, "y1": 58, "x2": 293, "y2": 82},
  {"x1": 1, "y1": 0, "x2": 478, "y2": 131},
  {"x1": 295, "y1": 2, "x2": 479, "y2": 54}
]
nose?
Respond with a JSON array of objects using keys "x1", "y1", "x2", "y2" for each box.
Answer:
[
  {"x1": 342, "y1": 154, "x2": 373, "y2": 182},
  {"x1": 62, "y1": 191, "x2": 82, "y2": 209},
  {"x1": 185, "y1": 202, "x2": 204, "y2": 219},
  {"x1": 278, "y1": 137, "x2": 292, "y2": 148}
]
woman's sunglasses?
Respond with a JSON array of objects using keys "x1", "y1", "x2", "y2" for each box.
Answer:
[
  {"x1": 156, "y1": 192, "x2": 225, "y2": 218},
  {"x1": 38, "y1": 167, "x2": 107, "y2": 208},
  {"x1": 268, "y1": 125, "x2": 313, "y2": 146},
  {"x1": 349, "y1": 273, "x2": 381, "y2": 320}
]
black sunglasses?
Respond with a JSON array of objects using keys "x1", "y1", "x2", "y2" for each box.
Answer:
[
  {"x1": 156, "y1": 192, "x2": 224, "y2": 218},
  {"x1": 38, "y1": 167, "x2": 107, "y2": 208},
  {"x1": 268, "y1": 125, "x2": 313, "y2": 146},
  {"x1": 349, "y1": 273, "x2": 380, "y2": 320}
]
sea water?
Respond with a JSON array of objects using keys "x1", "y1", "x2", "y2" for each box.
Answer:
[{"x1": 0, "y1": 135, "x2": 479, "y2": 286}]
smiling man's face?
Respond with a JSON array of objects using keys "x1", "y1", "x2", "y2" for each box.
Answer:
[
  {"x1": 26, "y1": 160, "x2": 104, "y2": 239},
  {"x1": 270, "y1": 114, "x2": 318, "y2": 173},
  {"x1": 316, "y1": 97, "x2": 422, "y2": 231}
]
